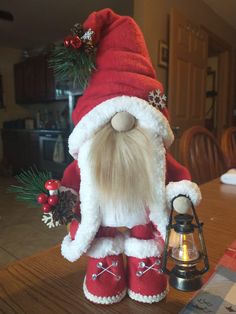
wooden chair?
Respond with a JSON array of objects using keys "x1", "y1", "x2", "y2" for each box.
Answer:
[
  {"x1": 221, "y1": 127, "x2": 236, "y2": 168},
  {"x1": 179, "y1": 126, "x2": 227, "y2": 185}
]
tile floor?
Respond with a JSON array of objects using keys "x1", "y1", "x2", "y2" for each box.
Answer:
[{"x1": 0, "y1": 176, "x2": 66, "y2": 268}]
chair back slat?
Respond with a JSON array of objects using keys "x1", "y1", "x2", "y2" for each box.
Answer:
[
  {"x1": 180, "y1": 126, "x2": 227, "y2": 184},
  {"x1": 221, "y1": 127, "x2": 236, "y2": 168}
]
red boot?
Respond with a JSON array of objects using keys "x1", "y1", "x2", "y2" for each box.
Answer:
[
  {"x1": 84, "y1": 232, "x2": 126, "y2": 304},
  {"x1": 125, "y1": 223, "x2": 168, "y2": 303}
]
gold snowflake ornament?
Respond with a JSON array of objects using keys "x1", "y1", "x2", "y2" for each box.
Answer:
[{"x1": 148, "y1": 89, "x2": 167, "y2": 110}]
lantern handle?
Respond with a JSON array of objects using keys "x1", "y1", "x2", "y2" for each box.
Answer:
[
  {"x1": 191, "y1": 202, "x2": 210, "y2": 275},
  {"x1": 161, "y1": 205, "x2": 174, "y2": 275},
  {"x1": 163, "y1": 196, "x2": 209, "y2": 276}
]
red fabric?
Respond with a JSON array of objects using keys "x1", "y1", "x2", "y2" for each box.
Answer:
[
  {"x1": 127, "y1": 256, "x2": 167, "y2": 296},
  {"x1": 130, "y1": 222, "x2": 155, "y2": 240},
  {"x1": 61, "y1": 160, "x2": 80, "y2": 194},
  {"x1": 166, "y1": 152, "x2": 191, "y2": 183},
  {"x1": 69, "y1": 219, "x2": 79, "y2": 240},
  {"x1": 85, "y1": 254, "x2": 126, "y2": 298},
  {"x1": 95, "y1": 226, "x2": 118, "y2": 238},
  {"x1": 72, "y1": 8, "x2": 168, "y2": 126}
]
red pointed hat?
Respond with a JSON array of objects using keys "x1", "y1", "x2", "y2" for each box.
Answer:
[{"x1": 69, "y1": 8, "x2": 174, "y2": 159}]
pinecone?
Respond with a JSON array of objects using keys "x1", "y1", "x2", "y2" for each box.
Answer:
[
  {"x1": 52, "y1": 191, "x2": 79, "y2": 225},
  {"x1": 84, "y1": 41, "x2": 96, "y2": 54},
  {"x1": 71, "y1": 23, "x2": 84, "y2": 37}
]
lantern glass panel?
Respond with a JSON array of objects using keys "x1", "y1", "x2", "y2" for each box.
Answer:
[{"x1": 171, "y1": 233, "x2": 199, "y2": 262}]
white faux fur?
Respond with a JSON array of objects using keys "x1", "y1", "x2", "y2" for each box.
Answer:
[
  {"x1": 166, "y1": 180, "x2": 202, "y2": 209},
  {"x1": 62, "y1": 134, "x2": 169, "y2": 262},
  {"x1": 124, "y1": 237, "x2": 164, "y2": 258},
  {"x1": 69, "y1": 96, "x2": 174, "y2": 159},
  {"x1": 63, "y1": 104, "x2": 199, "y2": 261},
  {"x1": 61, "y1": 140, "x2": 101, "y2": 262},
  {"x1": 86, "y1": 234, "x2": 124, "y2": 258},
  {"x1": 148, "y1": 136, "x2": 169, "y2": 240},
  {"x1": 128, "y1": 288, "x2": 168, "y2": 304},
  {"x1": 100, "y1": 204, "x2": 148, "y2": 228},
  {"x1": 83, "y1": 278, "x2": 127, "y2": 304}
]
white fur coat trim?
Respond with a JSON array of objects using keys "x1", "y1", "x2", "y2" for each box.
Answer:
[
  {"x1": 69, "y1": 96, "x2": 174, "y2": 159},
  {"x1": 86, "y1": 234, "x2": 124, "y2": 258},
  {"x1": 166, "y1": 180, "x2": 202, "y2": 209},
  {"x1": 61, "y1": 141, "x2": 101, "y2": 262},
  {"x1": 124, "y1": 237, "x2": 164, "y2": 258},
  {"x1": 148, "y1": 137, "x2": 168, "y2": 240}
]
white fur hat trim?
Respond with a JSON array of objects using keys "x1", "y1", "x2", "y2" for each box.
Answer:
[{"x1": 69, "y1": 95, "x2": 174, "y2": 159}]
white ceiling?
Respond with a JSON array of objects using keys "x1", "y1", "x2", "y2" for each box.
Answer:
[
  {"x1": 202, "y1": 0, "x2": 236, "y2": 31},
  {"x1": 0, "y1": 0, "x2": 133, "y2": 50}
]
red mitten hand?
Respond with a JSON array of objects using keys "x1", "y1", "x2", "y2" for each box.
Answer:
[{"x1": 69, "y1": 219, "x2": 80, "y2": 240}]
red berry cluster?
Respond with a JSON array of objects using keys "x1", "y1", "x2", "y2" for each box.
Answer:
[
  {"x1": 37, "y1": 179, "x2": 61, "y2": 213},
  {"x1": 64, "y1": 35, "x2": 82, "y2": 49}
]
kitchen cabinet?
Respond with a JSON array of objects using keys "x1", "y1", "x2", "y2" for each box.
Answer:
[{"x1": 14, "y1": 55, "x2": 55, "y2": 104}]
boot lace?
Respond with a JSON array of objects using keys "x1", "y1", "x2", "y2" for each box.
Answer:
[
  {"x1": 136, "y1": 258, "x2": 163, "y2": 277},
  {"x1": 92, "y1": 260, "x2": 121, "y2": 281}
]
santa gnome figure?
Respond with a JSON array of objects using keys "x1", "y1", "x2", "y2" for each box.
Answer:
[{"x1": 59, "y1": 8, "x2": 201, "y2": 304}]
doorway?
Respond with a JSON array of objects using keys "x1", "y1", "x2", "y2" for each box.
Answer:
[
  {"x1": 204, "y1": 30, "x2": 232, "y2": 139},
  {"x1": 168, "y1": 9, "x2": 233, "y2": 160}
]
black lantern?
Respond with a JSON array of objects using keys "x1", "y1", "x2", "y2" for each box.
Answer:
[{"x1": 162, "y1": 199, "x2": 209, "y2": 292}]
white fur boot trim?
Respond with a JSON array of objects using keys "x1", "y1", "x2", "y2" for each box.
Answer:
[
  {"x1": 128, "y1": 288, "x2": 168, "y2": 304},
  {"x1": 83, "y1": 277, "x2": 127, "y2": 304},
  {"x1": 124, "y1": 237, "x2": 164, "y2": 258},
  {"x1": 166, "y1": 180, "x2": 202, "y2": 209},
  {"x1": 86, "y1": 234, "x2": 124, "y2": 258}
]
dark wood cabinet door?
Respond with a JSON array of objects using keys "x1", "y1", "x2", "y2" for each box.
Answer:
[
  {"x1": 14, "y1": 55, "x2": 56, "y2": 104},
  {"x1": 45, "y1": 58, "x2": 56, "y2": 101},
  {"x1": 14, "y1": 63, "x2": 25, "y2": 104}
]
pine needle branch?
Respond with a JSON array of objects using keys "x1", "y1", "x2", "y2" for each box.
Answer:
[
  {"x1": 49, "y1": 44, "x2": 96, "y2": 91},
  {"x1": 8, "y1": 167, "x2": 52, "y2": 208}
]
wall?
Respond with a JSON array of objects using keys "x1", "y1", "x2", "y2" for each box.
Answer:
[
  {"x1": 0, "y1": 48, "x2": 30, "y2": 160},
  {"x1": 133, "y1": 0, "x2": 236, "y2": 90}
]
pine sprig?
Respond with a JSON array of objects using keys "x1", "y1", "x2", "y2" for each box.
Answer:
[
  {"x1": 49, "y1": 44, "x2": 96, "y2": 90},
  {"x1": 8, "y1": 167, "x2": 52, "y2": 207}
]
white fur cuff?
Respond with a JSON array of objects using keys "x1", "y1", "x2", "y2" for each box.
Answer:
[
  {"x1": 166, "y1": 180, "x2": 202, "y2": 209},
  {"x1": 86, "y1": 234, "x2": 124, "y2": 258},
  {"x1": 124, "y1": 237, "x2": 164, "y2": 258},
  {"x1": 61, "y1": 234, "x2": 83, "y2": 262},
  {"x1": 61, "y1": 212, "x2": 101, "y2": 262}
]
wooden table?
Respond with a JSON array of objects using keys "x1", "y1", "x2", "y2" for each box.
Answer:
[{"x1": 0, "y1": 179, "x2": 236, "y2": 314}]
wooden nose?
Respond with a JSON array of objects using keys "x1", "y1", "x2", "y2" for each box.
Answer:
[{"x1": 111, "y1": 112, "x2": 136, "y2": 132}]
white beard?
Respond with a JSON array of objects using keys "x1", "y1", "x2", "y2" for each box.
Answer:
[
  {"x1": 88, "y1": 124, "x2": 161, "y2": 227},
  {"x1": 77, "y1": 132, "x2": 168, "y2": 237}
]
